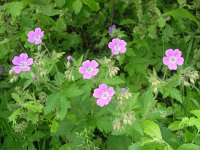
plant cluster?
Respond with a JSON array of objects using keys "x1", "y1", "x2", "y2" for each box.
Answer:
[{"x1": 1, "y1": 0, "x2": 200, "y2": 150}]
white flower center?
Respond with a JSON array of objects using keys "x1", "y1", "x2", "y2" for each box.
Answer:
[
  {"x1": 20, "y1": 61, "x2": 27, "y2": 68},
  {"x1": 34, "y1": 35, "x2": 40, "y2": 41},
  {"x1": 101, "y1": 92, "x2": 109, "y2": 99},
  {"x1": 169, "y1": 56, "x2": 176, "y2": 64},
  {"x1": 86, "y1": 67, "x2": 93, "y2": 74},
  {"x1": 114, "y1": 45, "x2": 121, "y2": 51}
]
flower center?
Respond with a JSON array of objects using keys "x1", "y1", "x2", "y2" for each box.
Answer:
[
  {"x1": 101, "y1": 92, "x2": 109, "y2": 99},
  {"x1": 114, "y1": 45, "x2": 121, "y2": 51},
  {"x1": 169, "y1": 56, "x2": 176, "y2": 64},
  {"x1": 20, "y1": 61, "x2": 27, "y2": 68},
  {"x1": 34, "y1": 35, "x2": 40, "y2": 41},
  {"x1": 86, "y1": 67, "x2": 93, "y2": 74}
]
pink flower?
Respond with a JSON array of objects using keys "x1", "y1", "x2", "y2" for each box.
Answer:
[
  {"x1": 108, "y1": 38, "x2": 127, "y2": 55},
  {"x1": 79, "y1": 60, "x2": 99, "y2": 79},
  {"x1": 93, "y1": 84, "x2": 115, "y2": 107},
  {"x1": 163, "y1": 49, "x2": 184, "y2": 70},
  {"x1": 28, "y1": 28, "x2": 44, "y2": 45},
  {"x1": 12, "y1": 53, "x2": 33, "y2": 74}
]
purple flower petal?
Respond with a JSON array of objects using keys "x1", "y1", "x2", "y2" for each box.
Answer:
[
  {"x1": 168, "y1": 63, "x2": 177, "y2": 70},
  {"x1": 174, "y1": 49, "x2": 182, "y2": 57},
  {"x1": 83, "y1": 73, "x2": 92, "y2": 79},
  {"x1": 162, "y1": 57, "x2": 169, "y2": 65},
  {"x1": 165, "y1": 49, "x2": 174, "y2": 57},
  {"x1": 12, "y1": 56, "x2": 21, "y2": 65},
  {"x1": 19, "y1": 53, "x2": 28, "y2": 61},
  {"x1": 12, "y1": 66, "x2": 22, "y2": 74},
  {"x1": 27, "y1": 58, "x2": 33, "y2": 65},
  {"x1": 176, "y1": 57, "x2": 184, "y2": 65},
  {"x1": 91, "y1": 60, "x2": 99, "y2": 67}
]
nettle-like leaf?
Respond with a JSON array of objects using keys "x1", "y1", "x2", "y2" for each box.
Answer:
[
  {"x1": 95, "y1": 116, "x2": 112, "y2": 133},
  {"x1": 140, "y1": 90, "x2": 155, "y2": 117},
  {"x1": 44, "y1": 93, "x2": 70, "y2": 120},
  {"x1": 159, "y1": 76, "x2": 182, "y2": 103},
  {"x1": 142, "y1": 120, "x2": 162, "y2": 140}
]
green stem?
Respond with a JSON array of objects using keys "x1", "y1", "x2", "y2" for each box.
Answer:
[{"x1": 162, "y1": 67, "x2": 167, "y2": 80}]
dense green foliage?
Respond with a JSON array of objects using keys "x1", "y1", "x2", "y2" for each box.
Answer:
[{"x1": 1, "y1": 0, "x2": 200, "y2": 149}]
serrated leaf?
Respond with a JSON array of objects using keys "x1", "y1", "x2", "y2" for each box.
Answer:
[
  {"x1": 163, "y1": 8, "x2": 200, "y2": 27},
  {"x1": 51, "y1": 119, "x2": 59, "y2": 133},
  {"x1": 44, "y1": 93, "x2": 60, "y2": 114},
  {"x1": 161, "y1": 87, "x2": 182, "y2": 103},
  {"x1": 11, "y1": 93, "x2": 21, "y2": 103},
  {"x1": 23, "y1": 101, "x2": 43, "y2": 113},
  {"x1": 177, "y1": 143, "x2": 200, "y2": 150},
  {"x1": 62, "y1": 83, "x2": 84, "y2": 98},
  {"x1": 142, "y1": 120, "x2": 162, "y2": 139},
  {"x1": 191, "y1": 109, "x2": 200, "y2": 118},
  {"x1": 72, "y1": 0, "x2": 82, "y2": 14},
  {"x1": 168, "y1": 121, "x2": 182, "y2": 131},
  {"x1": 96, "y1": 117, "x2": 112, "y2": 133},
  {"x1": 57, "y1": 96, "x2": 70, "y2": 120}
]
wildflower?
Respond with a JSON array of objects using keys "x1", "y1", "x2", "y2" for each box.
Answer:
[
  {"x1": 28, "y1": 27, "x2": 44, "y2": 45},
  {"x1": 108, "y1": 24, "x2": 116, "y2": 35},
  {"x1": 66, "y1": 55, "x2": 72, "y2": 61},
  {"x1": 108, "y1": 38, "x2": 127, "y2": 55},
  {"x1": 12, "y1": 53, "x2": 33, "y2": 74},
  {"x1": 0, "y1": 66, "x2": 3, "y2": 73},
  {"x1": 79, "y1": 60, "x2": 99, "y2": 79},
  {"x1": 121, "y1": 88, "x2": 127, "y2": 93},
  {"x1": 93, "y1": 84, "x2": 115, "y2": 107},
  {"x1": 163, "y1": 49, "x2": 184, "y2": 70}
]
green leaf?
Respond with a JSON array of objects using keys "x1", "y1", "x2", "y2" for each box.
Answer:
[
  {"x1": 158, "y1": 17, "x2": 166, "y2": 28},
  {"x1": 44, "y1": 93, "x2": 60, "y2": 114},
  {"x1": 100, "y1": 76, "x2": 124, "y2": 85},
  {"x1": 163, "y1": 8, "x2": 200, "y2": 27},
  {"x1": 61, "y1": 83, "x2": 84, "y2": 98},
  {"x1": 161, "y1": 87, "x2": 182, "y2": 103},
  {"x1": 23, "y1": 101, "x2": 43, "y2": 113},
  {"x1": 51, "y1": 119, "x2": 59, "y2": 133},
  {"x1": 4, "y1": 2, "x2": 24, "y2": 17},
  {"x1": 168, "y1": 121, "x2": 182, "y2": 131},
  {"x1": 178, "y1": 0, "x2": 186, "y2": 5},
  {"x1": 72, "y1": 0, "x2": 82, "y2": 14},
  {"x1": 0, "y1": 38, "x2": 9, "y2": 45},
  {"x1": 57, "y1": 96, "x2": 70, "y2": 120},
  {"x1": 8, "y1": 109, "x2": 21, "y2": 125},
  {"x1": 142, "y1": 120, "x2": 162, "y2": 139},
  {"x1": 11, "y1": 93, "x2": 21, "y2": 103},
  {"x1": 55, "y1": 0, "x2": 65, "y2": 7},
  {"x1": 96, "y1": 116, "x2": 112, "y2": 133},
  {"x1": 82, "y1": 0, "x2": 99, "y2": 12},
  {"x1": 191, "y1": 109, "x2": 200, "y2": 118},
  {"x1": 177, "y1": 143, "x2": 200, "y2": 150}
]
